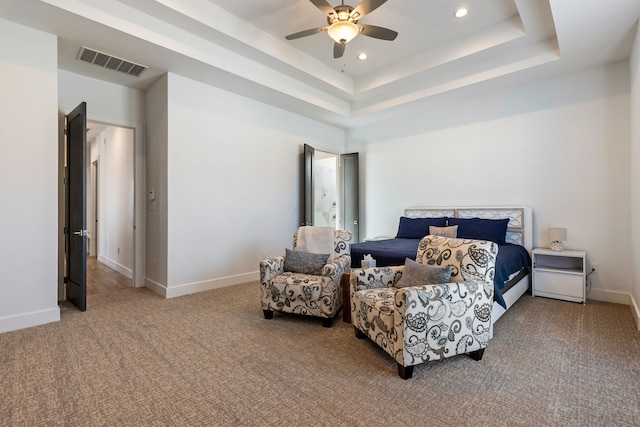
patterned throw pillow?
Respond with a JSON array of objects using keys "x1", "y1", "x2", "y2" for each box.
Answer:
[
  {"x1": 283, "y1": 248, "x2": 329, "y2": 275},
  {"x1": 396, "y1": 258, "x2": 452, "y2": 288},
  {"x1": 429, "y1": 225, "x2": 458, "y2": 238}
]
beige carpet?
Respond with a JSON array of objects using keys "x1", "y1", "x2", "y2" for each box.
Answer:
[{"x1": 1, "y1": 282, "x2": 639, "y2": 426}]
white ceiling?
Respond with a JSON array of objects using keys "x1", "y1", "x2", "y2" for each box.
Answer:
[
  {"x1": 1, "y1": 0, "x2": 638, "y2": 129},
  {"x1": 86, "y1": 122, "x2": 108, "y2": 143}
]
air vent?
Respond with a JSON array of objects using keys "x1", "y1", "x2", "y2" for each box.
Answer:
[{"x1": 76, "y1": 46, "x2": 148, "y2": 77}]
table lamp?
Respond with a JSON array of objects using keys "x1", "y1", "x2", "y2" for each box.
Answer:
[{"x1": 548, "y1": 228, "x2": 567, "y2": 252}]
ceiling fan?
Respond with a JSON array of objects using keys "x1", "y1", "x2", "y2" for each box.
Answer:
[{"x1": 285, "y1": 0, "x2": 398, "y2": 59}]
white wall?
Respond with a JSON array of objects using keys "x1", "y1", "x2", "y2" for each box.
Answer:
[
  {"x1": 97, "y1": 126, "x2": 135, "y2": 278},
  {"x1": 144, "y1": 74, "x2": 169, "y2": 291},
  {"x1": 630, "y1": 24, "x2": 640, "y2": 329},
  {"x1": 58, "y1": 70, "x2": 146, "y2": 125},
  {"x1": 0, "y1": 19, "x2": 60, "y2": 332},
  {"x1": 145, "y1": 72, "x2": 345, "y2": 297},
  {"x1": 348, "y1": 61, "x2": 632, "y2": 305}
]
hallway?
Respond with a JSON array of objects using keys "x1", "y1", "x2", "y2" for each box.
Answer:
[{"x1": 86, "y1": 256, "x2": 132, "y2": 295}]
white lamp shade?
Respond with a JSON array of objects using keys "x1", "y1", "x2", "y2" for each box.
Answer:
[
  {"x1": 548, "y1": 227, "x2": 567, "y2": 251},
  {"x1": 548, "y1": 228, "x2": 567, "y2": 242},
  {"x1": 328, "y1": 21, "x2": 359, "y2": 44}
]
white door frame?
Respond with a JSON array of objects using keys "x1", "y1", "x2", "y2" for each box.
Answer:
[
  {"x1": 85, "y1": 114, "x2": 144, "y2": 288},
  {"x1": 89, "y1": 159, "x2": 98, "y2": 257}
]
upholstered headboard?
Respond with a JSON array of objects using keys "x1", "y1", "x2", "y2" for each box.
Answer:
[{"x1": 404, "y1": 206, "x2": 533, "y2": 252}]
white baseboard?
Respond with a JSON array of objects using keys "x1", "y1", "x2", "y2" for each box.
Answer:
[
  {"x1": 145, "y1": 271, "x2": 259, "y2": 299},
  {"x1": 98, "y1": 255, "x2": 133, "y2": 279},
  {"x1": 144, "y1": 277, "x2": 168, "y2": 297},
  {"x1": 586, "y1": 288, "x2": 631, "y2": 305},
  {"x1": 630, "y1": 293, "x2": 640, "y2": 332},
  {"x1": 0, "y1": 307, "x2": 60, "y2": 334}
]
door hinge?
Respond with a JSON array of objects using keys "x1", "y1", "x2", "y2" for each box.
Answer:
[
  {"x1": 64, "y1": 227, "x2": 68, "y2": 234},
  {"x1": 64, "y1": 127, "x2": 69, "y2": 136}
]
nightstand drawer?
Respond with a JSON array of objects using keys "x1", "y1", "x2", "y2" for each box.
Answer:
[{"x1": 533, "y1": 270, "x2": 584, "y2": 301}]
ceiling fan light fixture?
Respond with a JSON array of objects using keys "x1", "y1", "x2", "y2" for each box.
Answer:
[
  {"x1": 337, "y1": 10, "x2": 351, "y2": 21},
  {"x1": 328, "y1": 21, "x2": 359, "y2": 44},
  {"x1": 454, "y1": 7, "x2": 468, "y2": 18}
]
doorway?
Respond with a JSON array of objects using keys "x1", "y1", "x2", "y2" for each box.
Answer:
[
  {"x1": 59, "y1": 102, "x2": 145, "y2": 306},
  {"x1": 302, "y1": 144, "x2": 359, "y2": 241},
  {"x1": 85, "y1": 121, "x2": 135, "y2": 295},
  {"x1": 313, "y1": 151, "x2": 337, "y2": 228}
]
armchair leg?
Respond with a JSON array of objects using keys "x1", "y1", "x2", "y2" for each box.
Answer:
[
  {"x1": 322, "y1": 317, "x2": 333, "y2": 328},
  {"x1": 263, "y1": 310, "x2": 273, "y2": 320},
  {"x1": 354, "y1": 327, "x2": 366, "y2": 339},
  {"x1": 398, "y1": 364, "x2": 414, "y2": 380},
  {"x1": 469, "y1": 348, "x2": 485, "y2": 361}
]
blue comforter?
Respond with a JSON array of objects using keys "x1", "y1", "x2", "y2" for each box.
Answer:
[{"x1": 350, "y1": 238, "x2": 531, "y2": 308}]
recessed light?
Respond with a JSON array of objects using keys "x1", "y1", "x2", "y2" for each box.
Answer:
[
  {"x1": 357, "y1": 52, "x2": 368, "y2": 61},
  {"x1": 454, "y1": 7, "x2": 468, "y2": 18}
]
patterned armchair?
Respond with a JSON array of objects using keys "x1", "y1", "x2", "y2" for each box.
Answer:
[
  {"x1": 260, "y1": 227, "x2": 352, "y2": 327},
  {"x1": 350, "y1": 235, "x2": 497, "y2": 378}
]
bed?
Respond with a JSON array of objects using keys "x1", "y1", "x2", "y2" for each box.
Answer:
[{"x1": 349, "y1": 206, "x2": 533, "y2": 325}]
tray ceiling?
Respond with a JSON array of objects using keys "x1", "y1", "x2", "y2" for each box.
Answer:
[{"x1": 0, "y1": 0, "x2": 638, "y2": 128}]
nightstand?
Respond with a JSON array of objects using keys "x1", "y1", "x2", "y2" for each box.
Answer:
[{"x1": 532, "y1": 248, "x2": 586, "y2": 303}]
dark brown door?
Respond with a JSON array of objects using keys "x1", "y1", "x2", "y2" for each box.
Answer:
[
  {"x1": 65, "y1": 102, "x2": 87, "y2": 311},
  {"x1": 340, "y1": 152, "x2": 359, "y2": 242},
  {"x1": 303, "y1": 143, "x2": 314, "y2": 226}
]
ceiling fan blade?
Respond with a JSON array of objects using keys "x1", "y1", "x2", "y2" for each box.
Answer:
[
  {"x1": 358, "y1": 24, "x2": 398, "y2": 41},
  {"x1": 333, "y1": 42, "x2": 346, "y2": 59},
  {"x1": 351, "y1": 0, "x2": 387, "y2": 19},
  {"x1": 309, "y1": 0, "x2": 336, "y2": 16},
  {"x1": 285, "y1": 26, "x2": 329, "y2": 40}
]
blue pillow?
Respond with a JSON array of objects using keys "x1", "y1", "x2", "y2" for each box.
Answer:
[
  {"x1": 447, "y1": 217, "x2": 509, "y2": 244},
  {"x1": 396, "y1": 217, "x2": 448, "y2": 239}
]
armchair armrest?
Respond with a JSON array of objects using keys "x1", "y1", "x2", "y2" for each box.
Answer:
[
  {"x1": 259, "y1": 256, "x2": 285, "y2": 283},
  {"x1": 349, "y1": 266, "x2": 404, "y2": 295},
  {"x1": 393, "y1": 280, "x2": 494, "y2": 365},
  {"x1": 322, "y1": 254, "x2": 351, "y2": 281}
]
